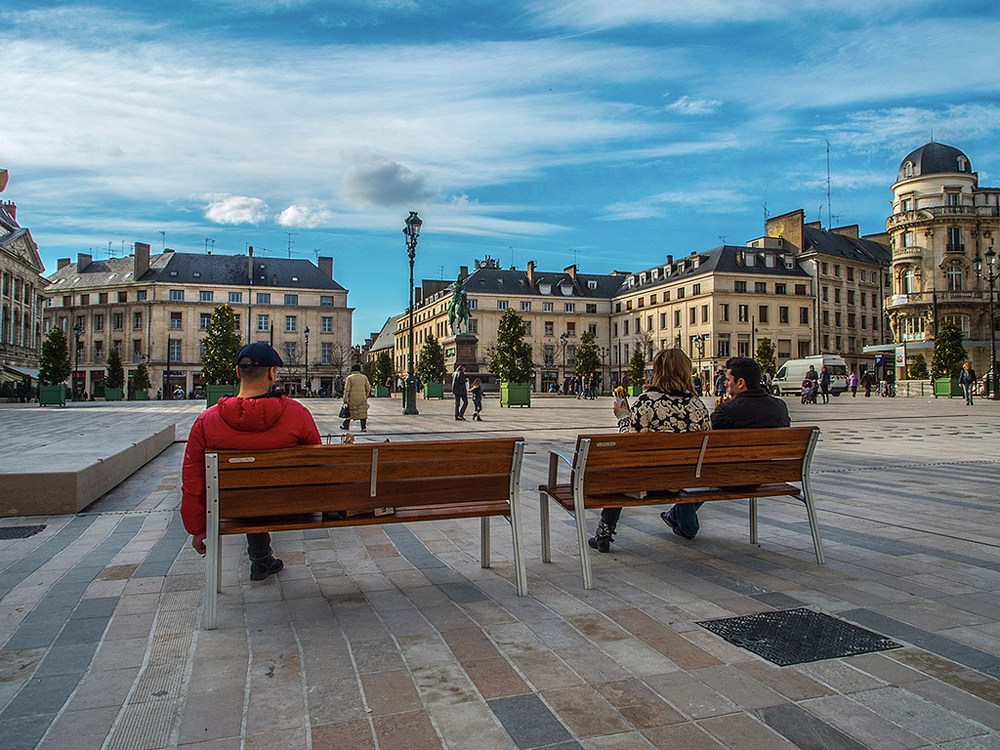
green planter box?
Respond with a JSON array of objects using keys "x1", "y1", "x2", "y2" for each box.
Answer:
[
  {"x1": 500, "y1": 382, "x2": 531, "y2": 407},
  {"x1": 38, "y1": 385, "x2": 66, "y2": 407},
  {"x1": 206, "y1": 383, "x2": 238, "y2": 407},
  {"x1": 423, "y1": 381, "x2": 445, "y2": 399},
  {"x1": 375, "y1": 385, "x2": 389, "y2": 398},
  {"x1": 104, "y1": 387, "x2": 124, "y2": 402},
  {"x1": 628, "y1": 385, "x2": 643, "y2": 397},
  {"x1": 133, "y1": 390, "x2": 149, "y2": 401},
  {"x1": 933, "y1": 377, "x2": 963, "y2": 398}
]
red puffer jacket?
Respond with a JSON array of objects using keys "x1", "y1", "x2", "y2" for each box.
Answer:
[{"x1": 181, "y1": 395, "x2": 322, "y2": 536}]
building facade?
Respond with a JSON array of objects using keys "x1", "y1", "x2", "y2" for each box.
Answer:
[
  {"x1": 884, "y1": 142, "x2": 1000, "y2": 373},
  {"x1": 1, "y1": 199, "x2": 47, "y2": 387},
  {"x1": 43, "y1": 244, "x2": 352, "y2": 398},
  {"x1": 394, "y1": 257, "x2": 625, "y2": 391}
]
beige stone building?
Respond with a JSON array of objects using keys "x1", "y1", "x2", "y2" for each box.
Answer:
[
  {"x1": 760, "y1": 209, "x2": 892, "y2": 373},
  {"x1": 394, "y1": 257, "x2": 625, "y2": 391},
  {"x1": 883, "y1": 142, "x2": 1000, "y2": 375},
  {"x1": 1, "y1": 199, "x2": 47, "y2": 390},
  {"x1": 43, "y1": 244, "x2": 352, "y2": 398}
]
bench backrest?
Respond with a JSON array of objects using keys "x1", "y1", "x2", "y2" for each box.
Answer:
[
  {"x1": 210, "y1": 437, "x2": 525, "y2": 519},
  {"x1": 572, "y1": 427, "x2": 819, "y2": 501}
]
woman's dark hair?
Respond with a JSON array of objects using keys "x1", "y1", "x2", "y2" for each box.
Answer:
[{"x1": 647, "y1": 348, "x2": 695, "y2": 394}]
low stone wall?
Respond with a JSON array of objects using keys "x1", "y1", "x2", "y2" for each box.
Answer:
[
  {"x1": 895, "y1": 379, "x2": 934, "y2": 397},
  {"x1": 0, "y1": 424, "x2": 176, "y2": 517}
]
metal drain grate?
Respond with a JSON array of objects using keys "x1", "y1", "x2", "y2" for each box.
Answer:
[
  {"x1": 0, "y1": 525, "x2": 47, "y2": 540},
  {"x1": 697, "y1": 608, "x2": 901, "y2": 666}
]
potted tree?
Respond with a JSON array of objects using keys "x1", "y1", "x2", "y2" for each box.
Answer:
[
  {"x1": 373, "y1": 351, "x2": 392, "y2": 397},
  {"x1": 491, "y1": 309, "x2": 533, "y2": 407},
  {"x1": 574, "y1": 330, "x2": 601, "y2": 394},
  {"x1": 201, "y1": 304, "x2": 243, "y2": 406},
  {"x1": 908, "y1": 353, "x2": 929, "y2": 380},
  {"x1": 416, "y1": 333, "x2": 447, "y2": 399},
  {"x1": 132, "y1": 363, "x2": 151, "y2": 400},
  {"x1": 38, "y1": 327, "x2": 71, "y2": 406},
  {"x1": 627, "y1": 348, "x2": 646, "y2": 396},
  {"x1": 932, "y1": 320, "x2": 966, "y2": 398},
  {"x1": 104, "y1": 348, "x2": 125, "y2": 401}
]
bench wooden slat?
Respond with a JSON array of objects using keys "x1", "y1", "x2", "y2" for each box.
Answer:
[
  {"x1": 545, "y1": 482, "x2": 802, "y2": 512},
  {"x1": 583, "y1": 461, "x2": 804, "y2": 497}
]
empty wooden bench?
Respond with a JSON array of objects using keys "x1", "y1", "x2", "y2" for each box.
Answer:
[
  {"x1": 538, "y1": 427, "x2": 823, "y2": 588},
  {"x1": 203, "y1": 437, "x2": 527, "y2": 628}
]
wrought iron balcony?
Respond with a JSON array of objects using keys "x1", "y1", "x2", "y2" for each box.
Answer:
[{"x1": 946, "y1": 243, "x2": 966, "y2": 253}]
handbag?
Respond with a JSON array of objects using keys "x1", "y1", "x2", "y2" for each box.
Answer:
[{"x1": 339, "y1": 405, "x2": 350, "y2": 419}]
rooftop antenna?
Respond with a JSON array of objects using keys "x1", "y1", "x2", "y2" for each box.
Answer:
[
  {"x1": 438, "y1": 265, "x2": 445, "y2": 279},
  {"x1": 719, "y1": 236, "x2": 726, "y2": 245},
  {"x1": 108, "y1": 241, "x2": 113, "y2": 258},
  {"x1": 762, "y1": 201, "x2": 769, "y2": 227},
  {"x1": 284, "y1": 232, "x2": 297, "y2": 259},
  {"x1": 205, "y1": 238, "x2": 215, "y2": 255},
  {"x1": 509, "y1": 246, "x2": 515, "y2": 267},
  {"x1": 826, "y1": 141, "x2": 832, "y2": 231},
  {"x1": 159, "y1": 231, "x2": 165, "y2": 250}
]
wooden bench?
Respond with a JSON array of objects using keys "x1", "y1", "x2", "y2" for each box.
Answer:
[
  {"x1": 203, "y1": 437, "x2": 527, "y2": 629},
  {"x1": 538, "y1": 427, "x2": 823, "y2": 589}
]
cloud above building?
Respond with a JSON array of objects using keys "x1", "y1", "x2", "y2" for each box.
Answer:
[
  {"x1": 204, "y1": 194, "x2": 270, "y2": 225},
  {"x1": 339, "y1": 151, "x2": 436, "y2": 208}
]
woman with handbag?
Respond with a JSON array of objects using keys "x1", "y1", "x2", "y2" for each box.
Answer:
[{"x1": 341, "y1": 364, "x2": 371, "y2": 432}]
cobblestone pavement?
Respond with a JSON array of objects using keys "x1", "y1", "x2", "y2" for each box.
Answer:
[{"x1": 1, "y1": 392, "x2": 999, "y2": 749}]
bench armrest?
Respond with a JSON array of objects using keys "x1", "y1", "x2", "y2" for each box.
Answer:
[{"x1": 547, "y1": 450, "x2": 574, "y2": 487}]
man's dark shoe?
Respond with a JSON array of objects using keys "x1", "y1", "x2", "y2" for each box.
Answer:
[
  {"x1": 660, "y1": 511, "x2": 695, "y2": 540},
  {"x1": 587, "y1": 519, "x2": 616, "y2": 553},
  {"x1": 250, "y1": 557, "x2": 284, "y2": 581}
]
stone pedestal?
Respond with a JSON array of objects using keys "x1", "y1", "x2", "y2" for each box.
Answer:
[{"x1": 442, "y1": 334, "x2": 479, "y2": 370}]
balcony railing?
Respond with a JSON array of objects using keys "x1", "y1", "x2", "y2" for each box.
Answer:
[
  {"x1": 888, "y1": 291, "x2": 986, "y2": 306},
  {"x1": 946, "y1": 243, "x2": 966, "y2": 253},
  {"x1": 892, "y1": 245, "x2": 923, "y2": 260}
]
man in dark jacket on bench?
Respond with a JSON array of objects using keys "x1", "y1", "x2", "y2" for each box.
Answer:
[{"x1": 662, "y1": 356, "x2": 790, "y2": 540}]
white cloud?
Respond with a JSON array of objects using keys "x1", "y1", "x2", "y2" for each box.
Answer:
[
  {"x1": 339, "y1": 150, "x2": 436, "y2": 208},
  {"x1": 667, "y1": 96, "x2": 722, "y2": 116},
  {"x1": 819, "y1": 104, "x2": 1000, "y2": 153},
  {"x1": 204, "y1": 194, "x2": 270, "y2": 225},
  {"x1": 276, "y1": 199, "x2": 334, "y2": 228},
  {"x1": 600, "y1": 186, "x2": 753, "y2": 221}
]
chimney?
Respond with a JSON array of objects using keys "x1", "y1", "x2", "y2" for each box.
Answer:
[
  {"x1": 1, "y1": 201, "x2": 15, "y2": 221},
  {"x1": 666, "y1": 255, "x2": 673, "y2": 265},
  {"x1": 134, "y1": 242, "x2": 150, "y2": 279},
  {"x1": 318, "y1": 256, "x2": 334, "y2": 278},
  {"x1": 526, "y1": 260, "x2": 535, "y2": 285},
  {"x1": 77, "y1": 253, "x2": 92, "y2": 271},
  {"x1": 58, "y1": 258, "x2": 71, "y2": 270},
  {"x1": 248, "y1": 246, "x2": 254, "y2": 285},
  {"x1": 415, "y1": 288, "x2": 423, "y2": 305},
  {"x1": 564, "y1": 264, "x2": 577, "y2": 279},
  {"x1": 831, "y1": 224, "x2": 860, "y2": 239},
  {"x1": 459, "y1": 266, "x2": 468, "y2": 280}
]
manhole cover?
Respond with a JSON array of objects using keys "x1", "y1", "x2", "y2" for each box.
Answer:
[
  {"x1": 0, "y1": 525, "x2": 46, "y2": 540},
  {"x1": 697, "y1": 608, "x2": 901, "y2": 666}
]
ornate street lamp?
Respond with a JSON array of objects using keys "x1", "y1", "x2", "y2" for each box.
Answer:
[
  {"x1": 72, "y1": 322, "x2": 83, "y2": 401},
  {"x1": 402, "y1": 211, "x2": 422, "y2": 415},
  {"x1": 973, "y1": 246, "x2": 998, "y2": 399},
  {"x1": 304, "y1": 326, "x2": 310, "y2": 397}
]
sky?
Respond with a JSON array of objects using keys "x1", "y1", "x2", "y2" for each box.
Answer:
[{"x1": 3, "y1": 1, "x2": 1000, "y2": 343}]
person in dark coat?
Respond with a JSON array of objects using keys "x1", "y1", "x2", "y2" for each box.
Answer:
[
  {"x1": 662, "y1": 356, "x2": 790, "y2": 540},
  {"x1": 860, "y1": 370, "x2": 874, "y2": 397},
  {"x1": 819, "y1": 366, "x2": 831, "y2": 404},
  {"x1": 453, "y1": 364, "x2": 469, "y2": 421},
  {"x1": 959, "y1": 362, "x2": 977, "y2": 405}
]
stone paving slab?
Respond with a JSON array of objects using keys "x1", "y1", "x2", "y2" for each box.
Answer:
[{"x1": 0, "y1": 394, "x2": 999, "y2": 748}]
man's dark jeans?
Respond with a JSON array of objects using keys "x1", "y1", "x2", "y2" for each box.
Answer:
[
  {"x1": 455, "y1": 393, "x2": 468, "y2": 419},
  {"x1": 247, "y1": 532, "x2": 273, "y2": 562}
]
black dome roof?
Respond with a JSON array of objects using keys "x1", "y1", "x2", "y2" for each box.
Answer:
[{"x1": 897, "y1": 142, "x2": 972, "y2": 182}]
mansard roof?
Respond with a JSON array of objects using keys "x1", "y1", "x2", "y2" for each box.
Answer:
[
  {"x1": 802, "y1": 227, "x2": 890, "y2": 266},
  {"x1": 460, "y1": 265, "x2": 626, "y2": 299}
]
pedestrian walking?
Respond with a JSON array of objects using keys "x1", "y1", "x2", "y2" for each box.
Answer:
[
  {"x1": 959, "y1": 361, "x2": 977, "y2": 405},
  {"x1": 470, "y1": 378, "x2": 484, "y2": 421},
  {"x1": 861, "y1": 370, "x2": 873, "y2": 397},
  {"x1": 849, "y1": 370, "x2": 859, "y2": 397},
  {"x1": 341, "y1": 364, "x2": 371, "y2": 432},
  {"x1": 819, "y1": 366, "x2": 831, "y2": 404},
  {"x1": 453, "y1": 364, "x2": 469, "y2": 421}
]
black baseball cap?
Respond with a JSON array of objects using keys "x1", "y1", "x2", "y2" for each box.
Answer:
[{"x1": 236, "y1": 342, "x2": 283, "y2": 367}]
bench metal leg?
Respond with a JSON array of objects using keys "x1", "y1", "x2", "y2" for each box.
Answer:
[
  {"x1": 203, "y1": 454, "x2": 220, "y2": 630},
  {"x1": 481, "y1": 517, "x2": 490, "y2": 569},
  {"x1": 576, "y1": 510, "x2": 593, "y2": 590},
  {"x1": 749, "y1": 498, "x2": 758, "y2": 545},
  {"x1": 508, "y1": 441, "x2": 527, "y2": 596},
  {"x1": 801, "y1": 487, "x2": 825, "y2": 565},
  {"x1": 539, "y1": 492, "x2": 551, "y2": 563}
]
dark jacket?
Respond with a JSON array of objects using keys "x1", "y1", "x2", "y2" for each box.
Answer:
[
  {"x1": 711, "y1": 388, "x2": 790, "y2": 430},
  {"x1": 959, "y1": 367, "x2": 977, "y2": 384},
  {"x1": 452, "y1": 369, "x2": 468, "y2": 395},
  {"x1": 181, "y1": 395, "x2": 321, "y2": 536}
]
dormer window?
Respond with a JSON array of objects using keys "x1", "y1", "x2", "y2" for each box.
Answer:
[
  {"x1": 903, "y1": 161, "x2": 914, "y2": 178},
  {"x1": 957, "y1": 156, "x2": 968, "y2": 172},
  {"x1": 587, "y1": 280, "x2": 597, "y2": 289},
  {"x1": 745, "y1": 253, "x2": 755, "y2": 267}
]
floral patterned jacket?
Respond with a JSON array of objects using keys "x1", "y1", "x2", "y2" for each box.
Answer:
[{"x1": 617, "y1": 388, "x2": 711, "y2": 435}]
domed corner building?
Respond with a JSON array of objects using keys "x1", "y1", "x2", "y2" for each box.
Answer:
[{"x1": 883, "y1": 142, "x2": 1000, "y2": 379}]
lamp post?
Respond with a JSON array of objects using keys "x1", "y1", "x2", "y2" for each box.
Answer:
[
  {"x1": 304, "y1": 326, "x2": 310, "y2": 397},
  {"x1": 402, "y1": 211, "x2": 422, "y2": 415},
  {"x1": 599, "y1": 346, "x2": 608, "y2": 393},
  {"x1": 559, "y1": 332, "x2": 569, "y2": 385},
  {"x1": 72, "y1": 322, "x2": 83, "y2": 400},
  {"x1": 974, "y1": 246, "x2": 998, "y2": 399},
  {"x1": 690, "y1": 333, "x2": 708, "y2": 380}
]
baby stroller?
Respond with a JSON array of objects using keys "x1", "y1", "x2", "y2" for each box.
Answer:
[{"x1": 800, "y1": 378, "x2": 818, "y2": 404}]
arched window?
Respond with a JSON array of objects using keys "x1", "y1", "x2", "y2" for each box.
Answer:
[
  {"x1": 901, "y1": 268, "x2": 916, "y2": 294},
  {"x1": 957, "y1": 156, "x2": 968, "y2": 172},
  {"x1": 947, "y1": 266, "x2": 964, "y2": 292},
  {"x1": 903, "y1": 161, "x2": 914, "y2": 178}
]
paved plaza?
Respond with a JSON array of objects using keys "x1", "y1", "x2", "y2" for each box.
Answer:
[{"x1": 1, "y1": 392, "x2": 999, "y2": 749}]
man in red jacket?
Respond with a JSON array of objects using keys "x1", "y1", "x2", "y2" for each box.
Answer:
[{"x1": 181, "y1": 343, "x2": 321, "y2": 580}]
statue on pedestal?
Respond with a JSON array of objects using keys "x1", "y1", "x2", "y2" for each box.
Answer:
[{"x1": 447, "y1": 276, "x2": 471, "y2": 335}]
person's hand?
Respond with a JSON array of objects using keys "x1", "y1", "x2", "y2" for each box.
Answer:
[
  {"x1": 191, "y1": 534, "x2": 207, "y2": 555},
  {"x1": 613, "y1": 398, "x2": 628, "y2": 419}
]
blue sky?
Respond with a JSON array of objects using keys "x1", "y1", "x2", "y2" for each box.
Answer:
[{"x1": 3, "y1": 1, "x2": 1000, "y2": 342}]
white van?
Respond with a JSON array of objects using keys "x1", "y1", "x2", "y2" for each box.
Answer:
[{"x1": 773, "y1": 355, "x2": 849, "y2": 396}]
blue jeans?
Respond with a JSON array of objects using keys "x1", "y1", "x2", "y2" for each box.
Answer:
[
  {"x1": 668, "y1": 502, "x2": 703, "y2": 538},
  {"x1": 247, "y1": 532, "x2": 273, "y2": 562}
]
